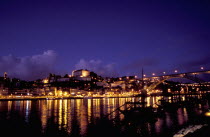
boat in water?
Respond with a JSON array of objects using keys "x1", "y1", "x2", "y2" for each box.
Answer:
[
  {"x1": 119, "y1": 101, "x2": 158, "y2": 123},
  {"x1": 156, "y1": 98, "x2": 180, "y2": 112}
]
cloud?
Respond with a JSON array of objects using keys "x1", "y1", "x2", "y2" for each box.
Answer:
[
  {"x1": 185, "y1": 56, "x2": 210, "y2": 67},
  {"x1": 0, "y1": 50, "x2": 57, "y2": 80},
  {"x1": 75, "y1": 59, "x2": 119, "y2": 77},
  {"x1": 123, "y1": 58, "x2": 160, "y2": 71},
  {"x1": 178, "y1": 56, "x2": 210, "y2": 72}
]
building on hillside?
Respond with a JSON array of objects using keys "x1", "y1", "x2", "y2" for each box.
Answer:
[
  {"x1": 72, "y1": 69, "x2": 90, "y2": 77},
  {"x1": 96, "y1": 81, "x2": 110, "y2": 88},
  {"x1": 72, "y1": 69, "x2": 91, "y2": 81},
  {"x1": 110, "y1": 81, "x2": 126, "y2": 90}
]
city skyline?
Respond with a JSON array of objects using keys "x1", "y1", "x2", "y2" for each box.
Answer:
[{"x1": 0, "y1": 0, "x2": 210, "y2": 80}]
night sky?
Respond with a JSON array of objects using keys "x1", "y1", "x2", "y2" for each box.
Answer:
[{"x1": 0, "y1": 0, "x2": 210, "y2": 80}]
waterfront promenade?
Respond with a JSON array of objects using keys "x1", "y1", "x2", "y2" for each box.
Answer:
[
  {"x1": 0, "y1": 94, "x2": 137, "y2": 101},
  {"x1": 0, "y1": 92, "x2": 207, "y2": 101}
]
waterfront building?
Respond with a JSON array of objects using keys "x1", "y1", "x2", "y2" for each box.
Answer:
[{"x1": 0, "y1": 86, "x2": 9, "y2": 95}]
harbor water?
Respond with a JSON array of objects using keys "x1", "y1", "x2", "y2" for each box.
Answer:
[{"x1": 0, "y1": 96, "x2": 209, "y2": 137}]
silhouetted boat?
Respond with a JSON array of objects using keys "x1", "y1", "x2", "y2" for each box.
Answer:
[
  {"x1": 119, "y1": 102, "x2": 157, "y2": 123},
  {"x1": 156, "y1": 98, "x2": 180, "y2": 112}
]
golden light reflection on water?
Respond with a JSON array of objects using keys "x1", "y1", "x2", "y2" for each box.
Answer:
[
  {"x1": 54, "y1": 100, "x2": 58, "y2": 124},
  {"x1": 20, "y1": 101, "x2": 23, "y2": 112},
  {"x1": 8, "y1": 101, "x2": 12, "y2": 111},
  {"x1": 87, "y1": 99, "x2": 91, "y2": 122},
  {"x1": 40, "y1": 100, "x2": 47, "y2": 131},
  {"x1": 25, "y1": 100, "x2": 31, "y2": 123},
  {"x1": 1, "y1": 96, "x2": 208, "y2": 136},
  {"x1": 93, "y1": 99, "x2": 100, "y2": 118},
  {"x1": 79, "y1": 99, "x2": 88, "y2": 136},
  {"x1": 58, "y1": 99, "x2": 63, "y2": 129},
  {"x1": 63, "y1": 99, "x2": 68, "y2": 129}
]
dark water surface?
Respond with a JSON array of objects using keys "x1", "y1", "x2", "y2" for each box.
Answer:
[{"x1": 0, "y1": 97, "x2": 209, "y2": 137}]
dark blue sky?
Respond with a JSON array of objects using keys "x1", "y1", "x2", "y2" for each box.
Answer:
[{"x1": 0, "y1": 0, "x2": 210, "y2": 80}]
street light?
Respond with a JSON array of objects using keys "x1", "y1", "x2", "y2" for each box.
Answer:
[
  {"x1": 163, "y1": 72, "x2": 166, "y2": 74},
  {"x1": 152, "y1": 73, "x2": 155, "y2": 76},
  {"x1": 175, "y1": 70, "x2": 178, "y2": 73},
  {"x1": 201, "y1": 67, "x2": 204, "y2": 70}
]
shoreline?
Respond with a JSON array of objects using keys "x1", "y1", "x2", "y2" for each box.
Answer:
[
  {"x1": 0, "y1": 95, "x2": 137, "y2": 101},
  {"x1": 0, "y1": 93, "x2": 205, "y2": 101}
]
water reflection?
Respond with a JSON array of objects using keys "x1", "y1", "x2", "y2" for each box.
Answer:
[{"x1": 0, "y1": 96, "x2": 209, "y2": 137}]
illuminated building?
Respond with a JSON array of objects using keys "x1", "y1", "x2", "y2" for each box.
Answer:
[
  {"x1": 72, "y1": 69, "x2": 90, "y2": 77},
  {"x1": 72, "y1": 69, "x2": 91, "y2": 81}
]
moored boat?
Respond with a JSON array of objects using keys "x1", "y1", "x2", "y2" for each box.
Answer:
[{"x1": 119, "y1": 102, "x2": 158, "y2": 123}]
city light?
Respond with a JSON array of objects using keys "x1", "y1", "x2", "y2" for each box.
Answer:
[
  {"x1": 205, "y1": 112, "x2": 210, "y2": 117},
  {"x1": 48, "y1": 92, "x2": 53, "y2": 95},
  {"x1": 201, "y1": 67, "x2": 204, "y2": 70},
  {"x1": 1, "y1": 68, "x2": 210, "y2": 100},
  {"x1": 43, "y1": 79, "x2": 48, "y2": 84}
]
